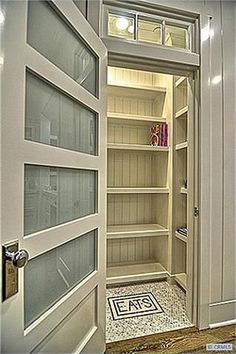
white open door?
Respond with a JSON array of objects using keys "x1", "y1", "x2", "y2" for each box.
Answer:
[{"x1": 1, "y1": 1, "x2": 107, "y2": 353}]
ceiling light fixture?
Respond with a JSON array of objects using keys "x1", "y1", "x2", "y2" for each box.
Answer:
[
  {"x1": 0, "y1": 11, "x2": 5, "y2": 25},
  {"x1": 127, "y1": 25, "x2": 134, "y2": 34},
  {"x1": 116, "y1": 17, "x2": 129, "y2": 30}
]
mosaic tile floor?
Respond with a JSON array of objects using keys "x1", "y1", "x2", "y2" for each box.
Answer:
[{"x1": 106, "y1": 281, "x2": 193, "y2": 343}]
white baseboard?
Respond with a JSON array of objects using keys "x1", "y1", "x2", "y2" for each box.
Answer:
[
  {"x1": 209, "y1": 300, "x2": 236, "y2": 327},
  {"x1": 209, "y1": 318, "x2": 236, "y2": 329}
]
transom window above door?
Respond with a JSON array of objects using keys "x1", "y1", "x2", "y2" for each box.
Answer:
[
  {"x1": 108, "y1": 12, "x2": 191, "y2": 50},
  {"x1": 104, "y1": 3, "x2": 198, "y2": 53}
]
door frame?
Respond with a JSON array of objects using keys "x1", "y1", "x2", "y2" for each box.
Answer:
[
  {"x1": 1, "y1": 1, "x2": 107, "y2": 352},
  {"x1": 106, "y1": 52, "x2": 200, "y2": 326}
]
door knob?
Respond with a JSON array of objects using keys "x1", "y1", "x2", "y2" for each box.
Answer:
[
  {"x1": 2, "y1": 242, "x2": 30, "y2": 301},
  {"x1": 5, "y1": 249, "x2": 29, "y2": 268}
]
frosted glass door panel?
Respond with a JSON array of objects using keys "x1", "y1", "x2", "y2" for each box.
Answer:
[
  {"x1": 25, "y1": 72, "x2": 97, "y2": 155},
  {"x1": 24, "y1": 230, "x2": 97, "y2": 327},
  {"x1": 24, "y1": 165, "x2": 97, "y2": 235},
  {"x1": 27, "y1": 1, "x2": 97, "y2": 96}
]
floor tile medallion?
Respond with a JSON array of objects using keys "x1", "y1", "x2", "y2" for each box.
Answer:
[
  {"x1": 106, "y1": 281, "x2": 192, "y2": 343},
  {"x1": 108, "y1": 292, "x2": 164, "y2": 320}
]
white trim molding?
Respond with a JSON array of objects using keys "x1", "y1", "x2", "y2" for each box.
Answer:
[
  {"x1": 209, "y1": 300, "x2": 236, "y2": 327},
  {"x1": 209, "y1": 319, "x2": 236, "y2": 329}
]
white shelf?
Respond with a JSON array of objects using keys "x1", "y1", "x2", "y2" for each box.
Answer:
[
  {"x1": 175, "y1": 106, "x2": 188, "y2": 119},
  {"x1": 107, "y1": 187, "x2": 169, "y2": 194},
  {"x1": 107, "y1": 223, "x2": 169, "y2": 239},
  {"x1": 175, "y1": 231, "x2": 188, "y2": 243},
  {"x1": 107, "y1": 262, "x2": 168, "y2": 285},
  {"x1": 175, "y1": 141, "x2": 188, "y2": 151},
  {"x1": 175, "y1": 273, "x2": 187, "y2": 291},
  {"x1": 175, "y1": 77, "x2": 187, "y2": 88},
  {"x1": 180, "y1": 187, "x2": 188, "y2": 194},
  {"x1": 108, "y1": 82, "x2": 166, "y2": 99},
  {"x1": 108, "y1": 112, "x2": 167, "y2": 123},
  {"x1": 107, "y1": 143, "x2": 169, "y2": 152}
]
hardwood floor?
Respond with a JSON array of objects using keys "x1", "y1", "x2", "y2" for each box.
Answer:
[{"x1": 106, "y1": 325, "x2": 236, "y2": 354}]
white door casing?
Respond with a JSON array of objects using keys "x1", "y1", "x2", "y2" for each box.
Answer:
[{"x1": 1, "y1": 1, "x2": 107, "y2": 353}]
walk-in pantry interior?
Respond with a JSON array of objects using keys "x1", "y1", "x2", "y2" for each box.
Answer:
[{"x1": 105, "y1": 63, "x2": 195, "y2": 341}]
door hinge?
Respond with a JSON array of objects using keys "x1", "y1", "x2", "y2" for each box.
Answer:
[{"x1": 194, "y1": 207, "x2": 199, "y2": 217}]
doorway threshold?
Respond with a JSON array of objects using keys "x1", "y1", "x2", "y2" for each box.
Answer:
[{"x1": 106, "y1": 325, "x2": 236, "y2": 354}]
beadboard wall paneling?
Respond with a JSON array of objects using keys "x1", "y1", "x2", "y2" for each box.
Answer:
[
  {"x1": 107, "y1": 236, "x2": 168, "y2": 266},
  {"x1": 108, "y1": 66, "x2": 162, "y2": 88},
  {"x1": 107, "y1": 194, "x2": 152, "y2": 226},
  {"x1": 108, "y1": 94, "x2": 164, "y2": 118},
  {"x1": 173, "y1": 238, "x2": 187, "y2": 274},
  {"x1": 108, "y1": 120, "x2": 152, "y2": 145},
  {"x1": 107, "y1": 150, "x2": 169, "y2": 187},
  {"x1": 153, "y1": 236, "x2": 169, "y2": 270},
  {"x1": 175, "y1": 80, "x2": 187, "y2": 113},
  {"x1": 107, "y1": 194, "x2": 169, "y2": 227}
]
